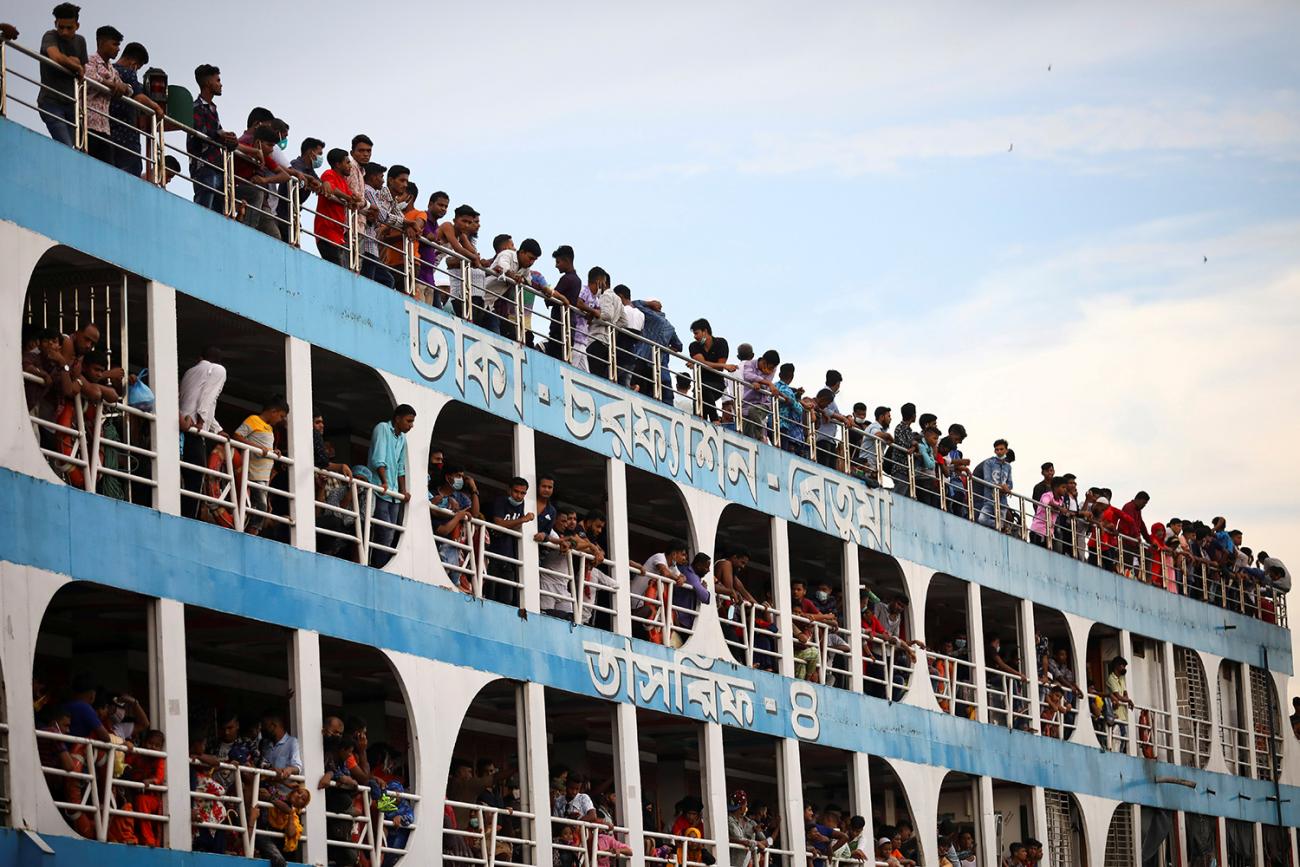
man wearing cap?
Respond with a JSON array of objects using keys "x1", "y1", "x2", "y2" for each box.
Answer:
[{"x1": 875, "y1": 836, "x2": 903, "y2": 867}]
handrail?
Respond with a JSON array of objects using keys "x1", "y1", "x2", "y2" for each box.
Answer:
[
  {"x1": 645, "y1": 828, "x2": 717, "y2": 867},
  {"x1": 180, "y1": 426, "x2": 294, "y2": 534},
  {"x1": 315, "y1": 466, "x2": 407, "y2": 563},
  {"x1": 37, "y1": 729, "x2": 169, "y2": 844},
  {"x1": 190, "y1": 758, "x2": 309, "y2": 857},
  {"x1": 443, "y1": 798, "x2": 536, "y2": 867}
]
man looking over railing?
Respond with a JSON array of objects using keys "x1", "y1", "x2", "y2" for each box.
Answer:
[
  {"x1": 230, "y1": 395, "x2": 289, "y2": 537},
  {"x1": 740, "y1": 349, "x2": 780, "y2": 442},
  {"x1": 586, "y1": 272, "x2": 624, "y2": 379},
  {"x1": 974, "y1": 439, "x2": 1013, "y2": 527},
  {"x1": 84, "y1": 24, "x2": 131, "y2": 165},
  {"x1": 234, "y1": 124, "x2": 288, "y2": 238},
  {"x1": 38, "y1": 3, "x2": 87, "y2": 148},
  {"x1": 632, "y1": 296, "x2": 683, "y2": 401},
  {"x1": 688, "y1": 318, "x2": 735, "y2": 422},
  {"x1": 107, "y1": 41, "x2": 163, "y2": 177},
  {"x1": 189, "y1": 63, "x2": 238, "y2": 212},
  {"x1": 486, "y1": 476, "x2": 534, "y2": 605},
  {"x1": 314, "y1": 148, "x2": 356, "y2": 265},
  {"x1": 367, "y1": 404, "x2": 414, "y2": 567}
]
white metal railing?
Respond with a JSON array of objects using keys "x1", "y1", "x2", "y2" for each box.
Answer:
[
  {"x1": 432, "y1": 506, "x2": 527, "y2": 602},
  {"x1": 862, "y1": 632, "x2": 914, "y2": 701},
  {"x1": 630, "y1": 568, "x2": 709, "y2": 647},
  {"x1": 1252, "y1": 725, "x2": 1283, "y2": 782},
  {"x1": 180, "y1": 427, "x2": 294, "y2": 533},
  {"x1": 37, "y1": 729, "x2": 169, "y2": 844},
  {"x1": 987, "y1": 671, "x2": 1035, "y2": 732},
  {"x1": 790, "y1": 610, "x2": 853, "y2": 688},
  {"x1": 1177, "y1": 715, "x2": 1213, "y2": 769},
  {"x1": 314, "y1": 467, "x2": 406, "y2": 563},
  {"x1": 1088, "y1": 691, "x2": 1131, "y2": 754},
  {"x1": 1220, "y1": 721, "x2": 1253, "y2": 776},
  {"x1": 538, "y1": 543, "x2": 618, "y2": 627},
  {"x1": 442, "y1": 799, "x2": 536, "y2": 867},
  {"x1": 323, "y1": 779, "x2": 420, "y2": 864},
  {"x1": 718, "y1": 591, "x2": 783, "y2": 671},
  {"x1": 645, "y1": 829, "x2": 716, "y2": 867},
  {"x1": 189, "y1": 760, "x2": 309, "y2": 858},
  {"x1": 23, "y1": 371, "x2": 157, "y2": 497},
  {"x1": 928, "y1": 650, "x2": 978, "y2": 719},
  {"x1": 553, "y1": 815, "x2": 633, "y2": 866},
  {"x1": 1133, "y1": 703, "x2": 1176, "y2": 763},
  {"x1": 731, "y1": 840, "x2": 798, "y2": 867}
]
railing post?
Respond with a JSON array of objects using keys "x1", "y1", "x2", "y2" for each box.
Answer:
[
  {"x1": 460, "y1": 259, "x2": 472, "y2": 317},
  {"x1": 348, "y1": 205, "x2": 362, "y2": 272},
  {"x1": 1018, "y1": 598, "x2": 1041, "y2": 734},
  {"x1": 75, "y1": 77, "x2": 88, "y2": 151},
  {"x1": 520, "y1": 682, "x2": 554, "y2": 867},
  {"x1": 403, "y1": 236, "x2": 416, "y2": 297},
  {"x1": 222, "y1": 149, "x2": 237, "y2": 218},
  {"x1": 0, "y1": 40, "x2": 7, "y2": 117},
  {"x1": 651, "y1": 345, "x2": 663, "y2": 401},
  {"x1": 289, "y1": 178, "x2": 302, "y2": 246},
  {"x1": 692, "y1": 361, "x2": 704, "y2": 416},
  {"x1": 967, "y1": 582, "x2": 989, "y2": 723},
  {"x1": 513, "y1": 281, "x2": 525, "y2": 342},
  {"x1": 149, "y1": 113, "x2": 164, "y2": 186}
]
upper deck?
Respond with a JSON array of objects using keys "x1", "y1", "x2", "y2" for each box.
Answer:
[{"x1": 0, "y1": 48, "x2": 1297, "y2": 867}]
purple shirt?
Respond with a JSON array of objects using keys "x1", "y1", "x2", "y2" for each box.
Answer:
[
  {"x1": 674, "y1": 565, "x2": 712, "y2": 629},
  {"x1": 741, "y1": 359, "x2": 773, "y2": 409}
]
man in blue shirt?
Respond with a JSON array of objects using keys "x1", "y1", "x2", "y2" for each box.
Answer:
[
  {"x1": 632, "y1": 298, "x2": 684, "y2": 404},
  {"x1": 367, "y1": 404, "x2": 416, "y2": 568},
  {"x1": 673, "y1": 552, "x2": 713, "y2": 646},
  {"x1": 974, "y1": 439, "x2": 1014, "y2": 528}
]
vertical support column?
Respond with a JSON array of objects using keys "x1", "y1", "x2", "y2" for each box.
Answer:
[
  {"x1": 967, "y1": 582, "x2": 989, "y2": 722},
  {"x1": 1214, "y1": 816, "x2": 1227, "y2": 867},
  {"x1": 515, "y1": 424, "x2": 541, "y2": 612},
  {"x1": 152, "y1": 598, "x2": 192, "y2": 849},
  {"x1": 1173, "y1": 812, "x2": 1189, "y2": 867},
  {"x1": 700, "y1": 723, "x2": 730, "y2": 865},
  {"x1": 607, "y1": 458, "x2": 633, "y2": 636},
  {"x1": 843, "y1": 541, "x2": 864, "y2": 694},
  {"x1": 976, "y1": 776, "x2": 997, "y2": 867},
  {"x1": 521, "y1": 682, "x2": 554, "y2": 867},
  {"x1": 147, "y1": 280, "x2": 181, "y2": 515},
  {"x1": 1117, "y1": 630, "x2": 1136, "y2": 757},
  {"x1": 284, "y1": 336, "x2": 315, "y2": 550},
  {"x1": 1029, "y1": 786, "x2": 1049, "y2": 861},
  {"x1": 771, "y1": 518, "x2": 795, "y2": 679},
  {"x1": 1161, "y1": 641, "x2": 1182, "y2": 765},
  {"x1": 777, "y1": 740, "x2": 808, "y2": 867},
  {"x1": 849, "y1": 752, "x2": 873, "y2": 831},
  {"x1": 1254, "y1": 822, "x2": 1266, "y2": 867},
  {"x1": 612, "y1": 703, "x2": 646, "y2": 867},
  {"x1": 291, "y1": 630, "x2": 327, "y2": 865},
  {"x1": 1019, "y1": 598, "x2": 1041, "y2": 733}
]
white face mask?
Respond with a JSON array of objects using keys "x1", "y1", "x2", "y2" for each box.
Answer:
[{"x1": 112, "y1": 706, "x2": 127, "y2": 724}]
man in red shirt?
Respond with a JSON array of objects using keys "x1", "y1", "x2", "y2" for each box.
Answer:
[
  {"x1": 1091, "y1": 498, "x2": 1126, "y2": 573},
  {"x1": 1120, "y1": 491, "x2": 1152, "y2": 544},
  {"x1": 314, "y1": 148, "x2": 359, "y2": 266}
]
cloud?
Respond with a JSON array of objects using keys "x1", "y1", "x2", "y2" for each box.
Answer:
[
  {"x1": 796, "y1": 217, "x2": 1300, "y2": 590},
  {"x1": 734, "y1": 100, "x2": 1300, "y2": 176}
]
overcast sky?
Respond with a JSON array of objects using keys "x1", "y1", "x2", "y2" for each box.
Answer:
[{"x1": 9, "y1": 1, "x2": 1300, "y2": 679}]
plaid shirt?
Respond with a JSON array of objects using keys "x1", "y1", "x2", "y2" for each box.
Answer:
[{"x1": 188, "y1": 97, "x2": 222, "y2": 174}]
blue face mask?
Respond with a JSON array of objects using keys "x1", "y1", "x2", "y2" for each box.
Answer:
[
  {"x1": 508, "y1": 496, "x2": 524, "y2": 507},
  {"x1": 815, "y1": 590, "x2": 829, "y2": 603},
  {"x1": 451, "y1": 477, "x2": 464, "y2": 491},
  {"x1": 277, "y1": 138, "x2": 288, "y2": 151},
  {"x1": 312, "y1": 154, "x2": 324, "y2": 169}
]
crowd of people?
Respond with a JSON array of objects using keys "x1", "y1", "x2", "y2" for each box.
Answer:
[
  {"x1": 442, "y1": 756, "x2": 1060, "y2": 867},
  {"x1": 33, "y1": 672, "x2": 413, "y2": 865},
  {"x1": 14, "y1": 4, "x2": 1290, "y2": 626}
]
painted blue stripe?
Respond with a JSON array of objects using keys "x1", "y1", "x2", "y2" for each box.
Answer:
[
  {"x1": 0, "y1": 469, "x2": 1295, "y2": 826},
  {"x1": 0, "y1": 119, "x2": 1287, "y2": 671},
  {"x1": 0, "y1": 827, "x2": 262, "y2": 866}
]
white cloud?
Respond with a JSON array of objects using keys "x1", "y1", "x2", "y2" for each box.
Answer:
[{"x1": 733, "y1": 100, "x2": 1300, "y2": 176}]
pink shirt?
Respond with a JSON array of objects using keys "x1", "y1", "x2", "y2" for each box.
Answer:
[{"x1": 85, "y1": 53, "x2": 122, "y2": 134}]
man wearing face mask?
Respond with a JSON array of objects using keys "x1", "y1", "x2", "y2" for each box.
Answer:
[
  {"x1": 486, "y1": 476, "x2": 534, "y2": 606},
  {"x1": 285, "y1": 135, "x2": 325, "y2": 226},
  {"x1": 432, "y1": 464, "x2": 480, "y2": 589}
]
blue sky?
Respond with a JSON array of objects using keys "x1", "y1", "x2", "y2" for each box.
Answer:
[{"x1": 8, "y1": 1, "x2": 1300, "y2": 667}]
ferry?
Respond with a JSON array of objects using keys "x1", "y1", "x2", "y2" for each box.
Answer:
[{"x1": 0, "y1": 26, "x2": 1295, "y2": 867}]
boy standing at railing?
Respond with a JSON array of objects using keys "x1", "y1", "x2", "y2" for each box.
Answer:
[
  {"x1": 230, "y1": 396, "x2": 289, "y2": 536},
  {"x1": 84, "y1": 25, "x2": 131, "y2": 165},
  {"x1": 368, "y1": 405, "x2": 415, "y2": 567},
  {"x1": 38, "y1": 3, "x2": 88, "y2": 148}
]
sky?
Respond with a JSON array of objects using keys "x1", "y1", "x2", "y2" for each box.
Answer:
[{"x1": 7, "y1": 1, "x2": 1300, "y2": 684}]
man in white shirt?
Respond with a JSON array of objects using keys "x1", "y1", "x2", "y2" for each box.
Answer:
[
  {"x1": 483, "y1": 235, "x2": 540, "y2": 341},
  {"x1": 539, "y1": 508, "x2": 576, "y2": 618},
  {"x1": 613, "y1": 285, "x2": 646, "y2": 389},
  {"x1": 178, "y1": 345, "x2": 227, "y2": 519},
  {"x1": 859, "y1": 406, "x2": 893, "y2": 484},
  {"x1": 584, "y1": 272, "x2": 625, "y2": 380},
  {"x1": 637, "y1": 542, "x2": 688, "y2": 637}
]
